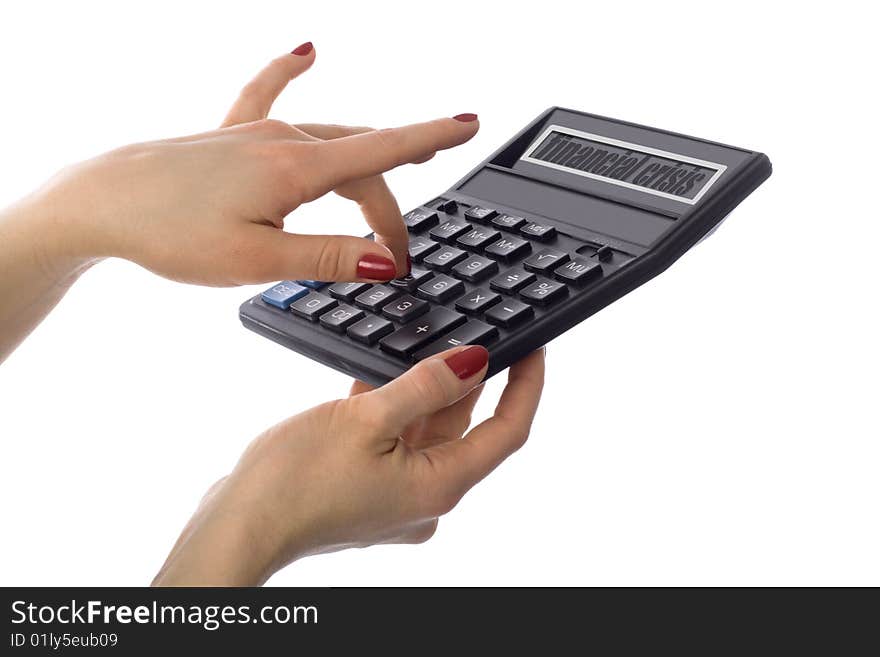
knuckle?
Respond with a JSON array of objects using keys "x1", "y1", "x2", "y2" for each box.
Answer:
[
  {"x1": 409, "y1": 361, "x2": 453, "y2": 405},
  {"x1": 409, "y1": 519, "x2": 438, "y2": 544},
  {"x1": 313, "y1": 238, "x2": 347, "y2": 281},
  {"x1": 254, "y1": 118, "x2": 293, "y2": 135},
  {"x1": 350, "y1": 393, "x2": 396, "y2": 436},
  {"x1": 430, "y1": 488, "x2": 461, "y2": 517}
]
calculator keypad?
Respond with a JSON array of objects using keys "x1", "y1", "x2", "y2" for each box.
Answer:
[{"x1": 260, "y1": 200, "x2": 630, "y2": 367}]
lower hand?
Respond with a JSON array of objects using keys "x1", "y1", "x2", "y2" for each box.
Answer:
[{"x1": 152, "y1": 346, "x2": 546, "y2": 586}]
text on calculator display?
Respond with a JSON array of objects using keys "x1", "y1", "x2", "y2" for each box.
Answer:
[{"x1": 521, "y1": 125, "x2": 727, "y2": 205}]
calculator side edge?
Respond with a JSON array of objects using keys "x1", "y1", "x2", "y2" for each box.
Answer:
[{"x1": 239, "y1": 299, "x2": 404, "y2": 387}]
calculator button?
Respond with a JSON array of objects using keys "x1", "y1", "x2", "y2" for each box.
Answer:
[
  {"x1": 347, "y1": 315, "x2": 394, "y2": 345},
  {"x1": 404, "y1": 209, "x2": 439, "y2": 231},
  {"x1": 491, "y1": 214, "x2": 526, "y2": 230},
  {"x1": 456, "y1": 227, "x2": 501, "y2": 250},
  {"x1": 454, "y1": 288, "x2": 501, "y2": 314},
  {"x1": 429, "y1": 220, "x2": 471, "y2": 244},
  {"x1": 595, "y1": 245, "x2": 614, "y2": 262},
  {"x1": 328, "y1": 281, "x2": 372, "y2": 302},
  {"x1": 423, "y1": 245, "x2": 467, "y2": 272},
  {"x1": 484, "y1": 236, "x2": 531, "y2": 262},
  {"x1": 319, "y1": 304, "x2": 365, "y2": 332},
  {"x1": 408, "y1": 236, "x2": 440, "y2": 262},
  {"x1": 436, "y1": 199, "x2": 458, "y2": 214},
  {"x1": 389, "y1": 266, "x2": 433, "y2": 292},
  {"x1": 484, "y1": 299, "x2": 534, "y2": 328},
  {"x1": 520, "y1": 278, "x2": 568, "y2": 306},
  {"x1": 519, "y1": 222, "x2": 557, "y2": 241},
  {"x1": 290, "y1": 292, "x2": 337, "y2": 321},
  {"x1": 490, "y1": 267, "x2": 536, "y2": 293},
  {"x1": 417, "y1": 275, "x2": 465, "y2": 303},
  {"x1": 354, "y1": 284, "x2": 399, "y2": 311},
  {"x1": 452, "y1": 255, "x2": 499, "y2": 282},
  {"x1": 464, "y1": 206, "x2": 498, "y2": 223},
  {"x1": 379, "y1": 307, "x2": 466, "y2": 358},
  {"x1": 523, "y1": 248, "x2": 569, "y2": 273},
  {"x1": 413, "y1": 320, "x2": 499, "y2": 360},
  {"x1": 382, "y1": 294, "x2": 429, "y2": 323},
  {"x1": 553, "y1": 258, "x2": 603, "y2": 285},
  {"x1": 261, "y1": 281, "x2": 309, "y2": 309},
  {"x1": 297, "y1": 280, "x2": 328, "y2": 289}
]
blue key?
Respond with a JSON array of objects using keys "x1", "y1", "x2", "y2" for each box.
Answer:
[
  {"x1": 297, "y1": 280, "x2": 328, "y2": 289},
  {"x1": 261, "y1": 281, "x2": 309, "y2": 309}
]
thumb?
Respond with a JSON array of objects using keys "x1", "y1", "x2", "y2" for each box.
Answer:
[
  {"x1": 355, "y1": 346, "x2": 490, "y2": 437},
  {"x1": 250, "y1": 229, "x2": 403, "y2": 283}
]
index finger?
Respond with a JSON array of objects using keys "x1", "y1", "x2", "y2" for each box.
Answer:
[
  {"x1": 418, "y1": 347, "x2": 546, "y2": 507},
  {"x1": 307, "y1": 115, "x2": 479, "y2": 194}
]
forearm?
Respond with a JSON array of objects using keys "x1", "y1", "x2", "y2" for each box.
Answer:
[{"x1": 0, "y1": 191, "x2": 101, "y2": 364}]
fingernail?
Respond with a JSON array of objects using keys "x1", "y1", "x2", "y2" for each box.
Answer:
[
  {"x1": 452, "y1": 113, "x2": 478, "y2": 123},
  {"x1": 357, "y1": 253, "x2": 396, "y2": 280},
  {"x1": 444, "y1": 345, "x2": 489, "y2": 380},
  {"x1": 292, "y1": 41, "x2": 313, "y2": 56}
]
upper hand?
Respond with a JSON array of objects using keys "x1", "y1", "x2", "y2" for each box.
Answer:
[{"x1": 39, "y1": 45, "x2": 479, "y2": 285}]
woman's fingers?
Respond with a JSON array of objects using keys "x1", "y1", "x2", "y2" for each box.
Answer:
[
  {"x1": 296, "y1": 123, "x2": 435, "y2": 164},
  {"x1": 241, "y1": 227, "x2": 402, "y2": 284},
  {"x1": 353, "y1": 345, "x2": 490, "y2": 439},
  {"x1": 295, "y1": 124, "x2": 412, "y2": 273},
  {"x1": 349, "y1": 176, "x2": 409, "y2": 278},
  {"x1": 418, "y1": 348, "x2": 546, "y2": 509},
  {"x1": 221, "y1": 45, "x2": 316, "y2": 127},
  {"x1": 303, "y1": 116, "x2": 479, "y2": 197}
]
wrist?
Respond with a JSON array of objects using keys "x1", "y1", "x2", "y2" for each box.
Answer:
[
  {"x1": 153, "y1": 483, "x2": 297, "y2": 587},
  {"x1": 8, "y1": 183, "x2": 105, "y2": 286}
]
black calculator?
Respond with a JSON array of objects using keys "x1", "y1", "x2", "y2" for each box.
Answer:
[{"x1": 240, "y1": 107, "x2": 771, "y2": 385}]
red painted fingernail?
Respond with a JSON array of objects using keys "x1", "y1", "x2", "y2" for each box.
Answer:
[
  {"x1": 357, "y1": 253, "x2": 396, "y2": 280},
  {"x1": 292, "y1": 42, "x2": 313, "y2": 56},
  {"x1": 453, "y1": 113, "x2": 478, "y2": 123},
  {"x1": 444, "y1": 345, "x2": 489, "y2": 380}
]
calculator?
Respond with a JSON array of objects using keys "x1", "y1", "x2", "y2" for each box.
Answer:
[{"x1": 240, "y1": 107, "x2": 771, "y2": 385}]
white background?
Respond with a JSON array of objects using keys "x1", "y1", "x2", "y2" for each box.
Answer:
[{"x1": 0, "y1": 1, "x2": 877, "y2": 586}]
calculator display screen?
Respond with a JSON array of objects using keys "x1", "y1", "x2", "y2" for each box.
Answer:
[{"x1": 521, "y1": 125, "x2": 726, "y2": 205}]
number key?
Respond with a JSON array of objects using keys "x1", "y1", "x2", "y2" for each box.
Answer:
[
  {"x1": 408, "y1": 236, "x2": 440, "y2": 262},
  {"x1": 390, "y1": 266, "x2": 433, "y2": 292},
  {"x1": 328, "y1": 281, "x2": 372, "y2": 301},
  {"x1": 417, "y1": 275, "x2": 465, "y2": 303},
  {"x1": 423, "y1": 245, "x2": 467, "y2": 272},
  {"x1": 382, "y1": 294, "x2": 429, "y2": 323},
  {"x1": 452, "y1": 255, "x2": 498, "y2": 282},
  {"x1": 354, "y1": 284, "x2": 399, "y2": 311},
  {"x1": 290, "y1": 292, "x2": 337, "y2": 321},
  {"x1": 319, "y1": 304, "x2": 365, "y2": 332}
]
